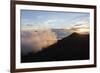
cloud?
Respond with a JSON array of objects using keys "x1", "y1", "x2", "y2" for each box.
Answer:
[
  {"x1": 21, "y1": 28, "x2": 57, "y2": 55},
  {"x1": 69, "y1": 24, "x2": 89, "y2": 34}
]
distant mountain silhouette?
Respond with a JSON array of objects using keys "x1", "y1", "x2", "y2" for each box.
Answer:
[{"x1": 21, "y1": 32, "x2": 89, "y2": 63}]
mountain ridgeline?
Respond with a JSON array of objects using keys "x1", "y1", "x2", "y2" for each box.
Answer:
[{"x1": 21, "y1": 32, "x2": 89, "y2": 63}]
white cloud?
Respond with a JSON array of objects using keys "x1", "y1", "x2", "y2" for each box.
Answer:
[{"x1": 21, "y1": 28, "x2": 57, "y2": 55}]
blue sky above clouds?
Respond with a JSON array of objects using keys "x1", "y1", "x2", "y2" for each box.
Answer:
[{"x1": 21, "y1": 10, "x2": 90, "y2": 29}]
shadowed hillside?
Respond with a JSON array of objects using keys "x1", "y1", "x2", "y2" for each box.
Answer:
[{"x1": 21, "y1": 33, "x2": 89, "y2": 63}]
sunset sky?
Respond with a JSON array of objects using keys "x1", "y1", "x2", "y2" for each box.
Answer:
[{"x1": 21, "y1": 10, "x2": 90, "y2": 29}]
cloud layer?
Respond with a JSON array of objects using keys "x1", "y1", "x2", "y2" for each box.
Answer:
[
  {"x1": 69, "y1": 24, "x2": 89, "y2": 34},
  {"x1": 21, "y1": 28, "x2": 57, "y2": 55}
]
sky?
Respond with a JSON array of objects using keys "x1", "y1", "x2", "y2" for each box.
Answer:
[{"x1": 21, "y1": 10, "x2": 90, "y2": 29}]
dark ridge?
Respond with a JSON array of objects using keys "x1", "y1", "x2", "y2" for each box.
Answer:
[{"x1": 21, "y1": 32, "x2": 89, "y2": 63}]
